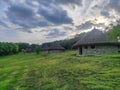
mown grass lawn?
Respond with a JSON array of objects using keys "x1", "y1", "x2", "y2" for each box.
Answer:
[{"x1": 0, "y1": 51, "x2": 120, "y2": 90}]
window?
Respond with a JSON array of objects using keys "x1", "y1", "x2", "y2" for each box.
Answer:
[
  {"x1": 79, "y1": 47, "x2": 82, "y2": 55},
  {"x1": 84, "y1": 46, "x2": 88, "y2": 49},
  {"x1": 91, "y1": 45, "x2": 95, "y2": 49}
]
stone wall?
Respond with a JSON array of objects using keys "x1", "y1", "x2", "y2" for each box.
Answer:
[{"x1": 77, "y1": 45, "x2": 119, "y2": 56}]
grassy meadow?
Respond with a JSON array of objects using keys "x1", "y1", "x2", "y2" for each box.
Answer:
[{"x1": 0, "y1": 51, "x2": 120, "y2": 90}]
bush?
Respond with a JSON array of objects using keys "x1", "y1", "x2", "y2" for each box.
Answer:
[
  {"x1": 0, "y1": 42, "x2": 19, "y2": 56},
  {"x1": 35, "y1": 46, "x2": 40, "y2": 54}
]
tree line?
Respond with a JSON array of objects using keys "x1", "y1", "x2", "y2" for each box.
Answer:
[
  {"x1": 0, "y1": 42, "x2": 42, "y2": 56},
  {"x1": 0, "y1": 42, "x2": 19, "y2": 56},
  {"x1": 18, "y1": 43, "x2": 41, "y2": 52},
  {"x1": 42, "y1": 32, "x2": 85, "y2": 49}
]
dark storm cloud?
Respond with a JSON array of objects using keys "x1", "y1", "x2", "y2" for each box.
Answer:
[
  {"x1": 5, "y1": 0, "x2": 73, "y2": 34},
  {"x1": 6, "y1": 4, "x2": 49, "y2": 29},
  {"x1": 7, "y1": 4, "x2": 34, "y2": 19},
  {"x1": 46, "y1": 29, "x2": 66, "y2": 38},
  {"x1": 38, "y1": 2, "x2": 72, "y2": 24},
  {"x1": 76, "y1": 21, "x2": 93, "y2": 30}
]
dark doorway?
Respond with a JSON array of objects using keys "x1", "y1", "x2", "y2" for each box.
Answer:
[
  {"x1": 118, "y1": 51, "x2": 120, "y2": 53},
  {"x1": 79, "y1": 47, "x2": 82, "y2": 55}
]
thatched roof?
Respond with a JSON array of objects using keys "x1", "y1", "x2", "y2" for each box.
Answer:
[
  {"x1": 73, "y1": 29, "x2": 120, "y2": 47},
  {"x1": 49, "y1": 43, "x2": 65, "y2": 50},
  {"x1": 41, "y1": 45, "x2": 49, "y2": 51}
]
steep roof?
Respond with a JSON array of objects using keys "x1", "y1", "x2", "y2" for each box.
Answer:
[
  {"x1": 73, "y1": 28, "x2": 120, "y2": 47},
  {"x1": 41, "y1": 45, "x2": 49, "y2": 51},
  {"x1": 49, "y1": 43, "x2": 65, "y2": 50}
]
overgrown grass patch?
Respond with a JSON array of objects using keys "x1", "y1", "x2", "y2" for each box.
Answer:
[{"x1": 0, "y1": 50, "x2": 120, "y2": 90}]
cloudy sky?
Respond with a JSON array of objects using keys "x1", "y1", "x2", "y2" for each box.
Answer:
[{"x1": 0, "y1": 0, "x2": 120, "y2": 44}]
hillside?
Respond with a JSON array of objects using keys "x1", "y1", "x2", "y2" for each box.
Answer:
[{"x1": 0, "y1": 51, "x2": 120, "y2": 90}]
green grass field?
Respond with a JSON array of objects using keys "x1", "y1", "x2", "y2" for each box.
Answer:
[{"x1": 0, "y1": 51, "x2": 120, "y2": 90}]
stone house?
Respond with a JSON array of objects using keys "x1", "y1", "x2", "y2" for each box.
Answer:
[
  {"x1": 49, "y1": 43, "x2": 65, "y2": 53},
  {"x1": 73, "y1": 29, "x2": 120, "y2": 56},
  {"x1": 25, "y1": 48, "x2": 34, "y2": 53},
  {"x1": 41, "y1": 45, "x2": 49, "y2": 53}
]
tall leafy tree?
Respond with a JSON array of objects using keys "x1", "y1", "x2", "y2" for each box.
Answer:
[{"x1": 107, "y1": 25, "x2": 120, "y2": 41}]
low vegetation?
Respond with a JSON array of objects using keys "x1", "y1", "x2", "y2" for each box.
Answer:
[{"x1": 0, "y1": 51, "x2": 120, "y2": 90}]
